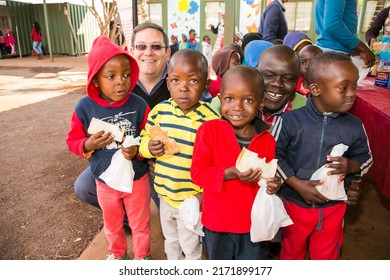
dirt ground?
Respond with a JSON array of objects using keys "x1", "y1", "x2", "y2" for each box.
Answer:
[
  {"x1": 0, "y1": 56, "x2": 103, "y2": 260},
  {"x1": 1, "y1": 55, "x2": 390, "y2": 260}
]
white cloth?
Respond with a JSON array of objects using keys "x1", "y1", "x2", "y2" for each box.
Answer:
[{"x1": 311, "y1": 143, "x2": 349, "y2": 200}]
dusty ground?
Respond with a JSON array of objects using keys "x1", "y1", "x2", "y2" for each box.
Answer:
[
  {"x1": 1, "y1": 55, "x2": 390, "y2": 261},
  {"x1": 0, "y1": 56, "x2": 103, "y2": 260}
]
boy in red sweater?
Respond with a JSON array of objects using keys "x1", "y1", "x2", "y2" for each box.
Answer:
[{"x1": 191, "y1": 65, "x2": 281, "y2": 259}]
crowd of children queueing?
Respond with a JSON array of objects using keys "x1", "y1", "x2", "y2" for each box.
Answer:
[{"x1": 66, "y1": 21, "x2": 372, "y2": 261}]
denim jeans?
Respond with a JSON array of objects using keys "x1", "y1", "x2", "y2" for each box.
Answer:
[{"x1": 32, "y1": 41, "x2": 42, "y2": 55}]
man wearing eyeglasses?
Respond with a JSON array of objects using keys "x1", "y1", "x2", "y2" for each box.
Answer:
[{"x1": 73, "y1": 23, "x2": 171, "y2": 215}]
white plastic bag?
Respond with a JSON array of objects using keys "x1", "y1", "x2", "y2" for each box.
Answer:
[
  {"x1": 178, "y1": 196, "x2": 204, "y2": 237},
  {"x1": 99, "y1": 136, "x2": 140, "y2": 193},
  {"x1": 311, "y1": 143, "x2": 349, "y2": 201},
  {"x1": 250, "y1": 179, "x2": 293, "y2": 242}
]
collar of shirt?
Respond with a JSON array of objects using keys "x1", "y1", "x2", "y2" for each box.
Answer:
[
  {"x1": 260, "y1": 101, "x2": 292, "y2": 127},
  {"x1": 276, "y1": 0, "x2": 286, "y2": 10},
  {"x1": 136, "y1": 64, "x2": 169, "y2": 96}
]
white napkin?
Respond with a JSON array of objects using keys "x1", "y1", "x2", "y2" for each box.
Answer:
[
  {"x1": 351, "y1": 56, "x2": 370, "y2": 84},
  {"x1": 311, "y1": 143, "x2": 349, "y2": 200}
]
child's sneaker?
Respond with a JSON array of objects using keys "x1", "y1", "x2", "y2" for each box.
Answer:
[
  {"x1": 134, "y1": 256, "x2": 152, "y2": 260},
  {"x1": 106, "y1": 253, "x2": 128, "y2": 260}
]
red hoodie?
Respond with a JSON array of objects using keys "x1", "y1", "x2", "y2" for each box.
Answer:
[{"x1": 66, "y1": 36, "x2": 149, "y2": 181}]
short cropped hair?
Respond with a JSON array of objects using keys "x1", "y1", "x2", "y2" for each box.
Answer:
[
  {"x1": 258, "y1": 45, "x2": 300, "y2": 74},
  {"x1": 222, "y1": 65, "x2": 264, "y2": 98},
  {"x1": 170, "y1": 49, "x2": 209, "y2": 80},
  {"x1": 307, "y1": 52, "x2": 352, "y2": 85},
  {"x1": 131, "y1": 22, "x2": 169, "y2": 49}
]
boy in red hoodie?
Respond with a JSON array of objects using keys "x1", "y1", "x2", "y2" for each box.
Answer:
[{"x1": 66, "y1": 36, "x2": 151, "y2": 260}]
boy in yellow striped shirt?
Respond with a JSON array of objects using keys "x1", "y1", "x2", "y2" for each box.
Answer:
[{"x1": 139, "y1": 49, "x2": 219, "y2": 259}]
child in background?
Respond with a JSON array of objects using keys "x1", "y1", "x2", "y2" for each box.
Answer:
[
  {"x1": 274, "y1": 52, "x2": 373, "y2": 259},
  {"x1": 7, "y1": 29, "x2": 16, "y2": 55},
  {"x1": 296, "y1": 45, "x2": 323, "y2": 96},
  {"x1": 209, "y1": 48, "x2": 241, "y2": 102},
  {"x1": 186, "y1": 29, "x2": 200, "y2": 51},
  {"x1": 191, "y1": 66, "x2": 281, "y2": 260},
  {"x1": 139, "y1": 49, "x2": 220, "y2": 260},
  {"x1": 282, "y1": 30, "x2": 312, "y2": 55},
  {"x1": 201, "y1": 35, "x2": 212, "y2": 78},
  {"x1": 243, "y1": 40, "x2": 273, "y2": 68},
  {"x1": 66, "y1": 36, "x2": 151, "y2": 260},
  {"x1": 179, "y1": 34, "x2": 188, "y2": 50}
]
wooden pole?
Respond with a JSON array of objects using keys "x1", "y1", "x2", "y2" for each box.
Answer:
[
  {"x1": 15, "y1": 25, "x2": 22, "y2": 58},
  {"x1": 64, "y1": 7, "x2": 82, "y2": 56},
  {"x1": 43, "y1": 0, "x2": 53, "y2": 61}
]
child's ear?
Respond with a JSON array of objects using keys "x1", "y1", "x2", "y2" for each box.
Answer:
[
  {"x1": 309, "y1": 83, "x2": 320, "y2": 96},
  {"x1": 92, "y1": 79, "x2": 99, "y2": 87},
  {"x1": 204, "y1": 78, "x2": 211, "y2": 92},
  {"x1": 258, "y1": 97, "x2": 265, "y2": 111}
]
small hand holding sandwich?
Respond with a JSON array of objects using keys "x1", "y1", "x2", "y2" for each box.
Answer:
[
  {"x1": 147, "y1": 124, "x2": 180, "y2": 156},
  {"x1": 235, "y1": 147, "x2": 281, "y2": 194}
]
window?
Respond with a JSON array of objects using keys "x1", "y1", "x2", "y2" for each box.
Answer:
[
  {"x1": 138, "y1": 3, "x2": 162, "y2": 26},
  {"x1": 361, "y1": 1, "x2": 390, "y2": 32},
  {"x1": 205, "y1": 2, "x2": 225, "y2": 30},
  {"x1": 285, "y1": 2, "x2": 313, "y2": 31}
]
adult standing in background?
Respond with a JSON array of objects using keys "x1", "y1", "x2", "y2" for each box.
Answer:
[
  {"x1": 258, "y1": 0, "x2": 289, "y2": 42},
  {"x1": 315, "y1": 0, "x2": 375, "y2": 67},
  {"x1": 72, "y1": 22, "x2": 171, "y2": 211},
  {"x1": 210, "y1": 12, "x2": 224, "y2": 54},
  {"x1": 365, "y1": 6, "x2": 390, "y2": 49},
  {"x1": 30, "y1": 21, "x2": 43, "y2": 59}
]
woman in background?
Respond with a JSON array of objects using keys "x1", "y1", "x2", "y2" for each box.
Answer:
[{"x1": 30, "y1": 21, "x2": 43, "y2": 59}]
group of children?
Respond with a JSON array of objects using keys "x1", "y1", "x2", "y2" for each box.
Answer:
[
  {"x1": 0, "y1": 29, "x2": 16, "y2": 55},
  {"x1": 66, "y1": 28, "x2": 372, "y2": 260}
]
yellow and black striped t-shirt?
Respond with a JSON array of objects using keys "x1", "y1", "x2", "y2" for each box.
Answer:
[{"x1": 139, "y1": 99, "x2": 220, "y2": 208}]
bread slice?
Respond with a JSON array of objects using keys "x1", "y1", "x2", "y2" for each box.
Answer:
[
  {"x1": 148, "y1": 124, "x2": 180, "y2": 155},
  {"x1": 87, "y1": 117, "x2": 124, "y2": 142},
  {"x1": 236, "y1": 147, "x2": 278, "y2": 178}
]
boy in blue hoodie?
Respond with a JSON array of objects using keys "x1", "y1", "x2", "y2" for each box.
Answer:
[{"x1": 66, "y1": 36, "x2": 151, "y2": 260}]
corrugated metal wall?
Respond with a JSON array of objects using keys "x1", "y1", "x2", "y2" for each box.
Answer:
[{"x1": 6, "y1": 1, "x2": 100, "y2": 56}]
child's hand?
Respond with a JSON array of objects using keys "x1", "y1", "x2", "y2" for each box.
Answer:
[
  {"x1": 84, "y1": 131, "x2": 114, "y2": 153},
  {"x1": 345, "y1": 178, "x2": 363, "y2": 206},
  {"x1": 265, "y1": 176, "x2": 282, "y2": 195},
  {"x1": 148, "y1": 140, "x2": 165, "y2": 157},
  {"x1": 237, "y1": 167, "x2": 262, "y2": 182},
  {"x1": 292, "y1": 178, "x2": 329, "y2": 206},
  {"x1": 194, "y1": 193, "x2": 203, "y2": 210},
  {"x1": 325, "y1": 156, "x2": 361, "y2": 183},
  {"x1": 121, "y1": 145, "x2": 138, "y2": 160},
  {"x1": 148, "y1": 159, "x2": 156, "y2": 178}
]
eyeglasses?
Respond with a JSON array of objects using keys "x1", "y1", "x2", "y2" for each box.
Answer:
[{"x1": 134, "y1": 44, "x2": 166, "y2": 51}]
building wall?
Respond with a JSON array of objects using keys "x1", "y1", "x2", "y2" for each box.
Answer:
[{"x1": 4, "y1": 1, "x2": 100, "y2": 56}]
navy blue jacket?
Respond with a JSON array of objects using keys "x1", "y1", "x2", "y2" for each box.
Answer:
[
  {"x1": 258, "y1": 0, "x2": 288, "y2": 42},
  {"x1": 274, "y1": 97, "x2": 373, "y2": 208}
]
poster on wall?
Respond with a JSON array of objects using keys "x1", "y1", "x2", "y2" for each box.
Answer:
[
  {"x1": 167, "y1": 0, "x2": 201, "y2": 43},
  {"x1": 239, "y1": 0, "x2": 262, "y2": 34}
]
